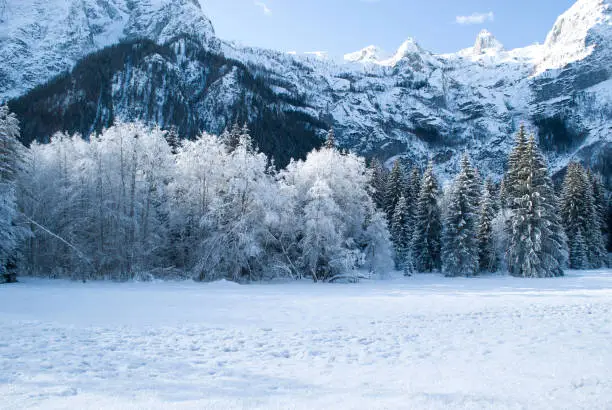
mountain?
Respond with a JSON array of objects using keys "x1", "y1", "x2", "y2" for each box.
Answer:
[{"x1": 1, "y1": 0, "x2": 611, "y2": 177}]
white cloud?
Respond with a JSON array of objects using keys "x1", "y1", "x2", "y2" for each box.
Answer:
[
  {"x1": 456, "y1": 11, "x2": 494, "y2": 25},
  {"x1": 254, "y1": 1, "x2": 272, "y2": 15},
  {"x1": 304, "y1": 51, "x2": 329, "y2": 60}
]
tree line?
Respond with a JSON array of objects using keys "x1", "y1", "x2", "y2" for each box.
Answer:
[
  {"x1": 0, "y1": 105, "x2": 609, "y2": 282},
  {"x1": 372, "y1": 125, "x2": 609, "y2": 278}
]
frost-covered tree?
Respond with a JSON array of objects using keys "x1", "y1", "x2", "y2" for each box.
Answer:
[
  {"x1": 21, "y1": 123, "x2": 175, "y2": 279},
  {"x1": 384, "y1": 161, "x2": 404, "y2": 220},
  {"x1": 281, "y1": 146, "x2": 392, "y2": 281},
  {"x1": 391, "y1": 196, "x2": 411, "y2": 274},
  {"x1": 561, "y1": 163, "x2": 606, "y2": 269},
  {"x1": 442, "y1": 155, "x2": 479, "y2": 277},
  {"x1": 412, "y1": 161, "x2": 442, "y2": 273},
  {"x1": 477, "y1": 181, "x2": 498, "y2": 273},
  {"x1": 0, "y1": 105, "x2": 25, "y2": 281},
  {"x1": 196, "y1": 132, "x2": 277, "y2": 281},
  {"x1": 506, "y1": 136, "x2": 566, "y2": 278}
]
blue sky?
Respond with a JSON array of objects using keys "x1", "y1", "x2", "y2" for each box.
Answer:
[{"x1": 200, "y1": 0, "x2": 577, "y2": 59}]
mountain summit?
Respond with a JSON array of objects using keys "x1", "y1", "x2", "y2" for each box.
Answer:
[{"x1": 472, "y1": 30, "x2": 504, "y2": 54}]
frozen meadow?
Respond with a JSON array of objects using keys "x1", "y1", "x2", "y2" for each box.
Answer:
[{"x1": 1, "y1": 271, "x2": 612, "y2": 409}]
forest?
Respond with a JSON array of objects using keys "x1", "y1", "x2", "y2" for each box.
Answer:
[{"x1": 0, "y1": 105, "x2": 609, "y2": 283}]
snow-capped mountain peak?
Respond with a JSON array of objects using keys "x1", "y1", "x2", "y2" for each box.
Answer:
[
  {"x1": 344, "y1": 45, "x2": 386, "y2": 63},
  {"x1": 536, "y1": 0, "x2": 612, "y2": 73},
  {"x1": 381, "y1": 37, "x2": 426, "y2": 66},
  {"x1": 472, "y1": 29, "x2": 504, "y2": 54}
]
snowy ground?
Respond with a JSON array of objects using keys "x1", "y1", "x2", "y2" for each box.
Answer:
[{"x1": 1, "y1": 271, "x2": 612, "y2": 409}]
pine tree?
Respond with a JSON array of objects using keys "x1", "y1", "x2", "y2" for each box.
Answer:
[
  {"x1": 324, "y1": 128, "x2": 336, "y2": 149},
  {"x1": 412, "y1": 161, "x2": 442, "y2": 273},
  {"x1": 588, "y1": 170, "x2": 607, "y2": 253},
  {"x1": 384, "y1": 161, "x2": 405, "y2": 220},
  {"x1": 165, "y1": 126, "x2": 181, "y2": 154},
  {"x1": 442, "y1": 155, "x2": 479, "y2": 276},
  {"x1": 369, "y1": 158, "x2": 388, "y2": 211},
  {"x1": 391, "y1": 196, "x2": 411, "y2": 274},
  {"x1": 405, "y1": 166, "x2": 421, "y2": 221},
  {"x1": 0, "y1": 105, "x2": 25, "y2": 281},
  {"x1": 561, "y1": 163, "x2": 606, "y2": 269},
  {"x1": 569, "y1": 229, "x2": 588, "y2": 270},
  {"x1": 485, "y1": 178, "x2": 500, "y2": 214},
  {"x1": 223, "y1": 123, "x2": 242, "y2": 152},
  {"x1": 477, "y1": 182, "x2": 498, "y2": 273},
  {"x1": 506, "y1": 136, "x2": 566, "y2": 278},
  {"x1": 501, "y1": 125, "x2": 527, "y2": 210}
]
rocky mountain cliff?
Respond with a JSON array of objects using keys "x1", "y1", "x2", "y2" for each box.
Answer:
[{"x1": 1, "y1": 0, "x2": 610, "y2": 177}]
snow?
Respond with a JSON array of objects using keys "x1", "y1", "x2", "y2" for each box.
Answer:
[
  {"x1": 536, "y1": 0, "x2": 612, "y2": 74},
  {"x1": 1, "y1": 0, "x2": 611, "y2": 182},
  {"x1": 1, "y1": 270, "x2": 612, "y2": 409}
]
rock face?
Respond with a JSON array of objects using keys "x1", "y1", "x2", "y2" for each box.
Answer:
[{"x1": 1, "y1": 0, "x2": 611, "y2": 178}]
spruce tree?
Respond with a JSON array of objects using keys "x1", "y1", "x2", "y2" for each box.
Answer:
[
  {"x1": 501, "y1": 125, "x2": 527, "y2": 210},
  {"x1": 405, "y1": 166, "x2": 422, "y2": 224},
  {"x1": 391, "y1": 196, "x2": 411, "y2": 274},
  {"x1": 569, "y1": 229, "x2": 588, "y2": 270},
  {"x1": 442, "y1": 156, "x2": 479, "y2": 276},
  {"x1": 369, "y1": 158, "x2": 388, "y2": 211},
  {"x1": 506, "y1": 136, "x2": 566, "y2": 278},
  {"x1": 588, "y1": 170, "x2": 607, "y2": 252},
  {"x1": 561, "y1": 163, "x2": 606, "y2": 269},
  {"x1": 384, "y1": 161, "x2": 405, "y2": 220},
  {"x1": 477, "y1": 182, "x2": 498, "y2": 273},
  {"x1": 485, "y1": 178, "x2": 500, "y2": 214},
  {"x1": 222, "y1": 123, "x2": 242, "y2": 152},
  {"x1": 324, "y1": 128, "x2": 336, "y2": 149},
  {"x1": 412, "y1": 161, "x2": 442, "y2": 273}
]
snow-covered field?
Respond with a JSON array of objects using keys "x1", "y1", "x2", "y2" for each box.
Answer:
[{"x1": 1, "y1": 271, "x2": 612, "y2": 409}]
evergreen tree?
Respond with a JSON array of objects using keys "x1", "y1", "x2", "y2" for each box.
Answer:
[
  {"x1": 477, "y1": 182, "x2": 498, "y2": 273},
  {"x1": 588, "y1": 170, "x2": 607, "y2": 249},
  {"x1": 391, "y1": 196, "x2": 411, "y2": 274},
  {"x1": 561, "y1": 163, "x2": 606, "y2": 269},
  {"x1": 369, "y1": 158, "x2": 388, "y2": 211},
  {"x1": 384, "y1": 161, "x2": 405, "y2": 220},
  {"x1": 607, "y1": 197, "x2": 612, "y2": 253},
  {"x1": 442, "y1": 155, "x2": 479, "y2": 276},
  {"x1": 222, "y1": 123, "x2": 242, "y2": 152},
  {"x1": 0, "y1": 105, "x2": 25, "y2": 281},
  {"x1": 501, "y1": 125, "x2": 527, "y2": 210},
  {"x1": 324, "y1": 128, "x2": 336, "y2": 149},
  {"x1": 569, "y1": 229, "x2": 588, "y2": 270},
  {"x1": 412, "y1": 161, "x2": 442, "y2": 273},
  {"x1": 405, "y1": 166, "x2": 421, "y2": 223},
  {"x1": 165, "y1": 126, "x2": 181, "y2": 154},
  {"x1": 506, "y1": 136, "x2": 566, "y2": 278},
  {"x1": 485, "y1": 178, "x2": 500, "y2": 214}
]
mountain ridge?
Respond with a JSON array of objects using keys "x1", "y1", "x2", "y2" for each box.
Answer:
[{"x1": 1, "y1": 0, "x2": 611, "y2": 180}]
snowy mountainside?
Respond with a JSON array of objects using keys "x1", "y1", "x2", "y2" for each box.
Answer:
[
  {"x1": 2, "y1": 0, "x2": 611, "y2": 179},
  {"x1": 0, "y1": 0, "x2": 216, "y2": 99}
]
